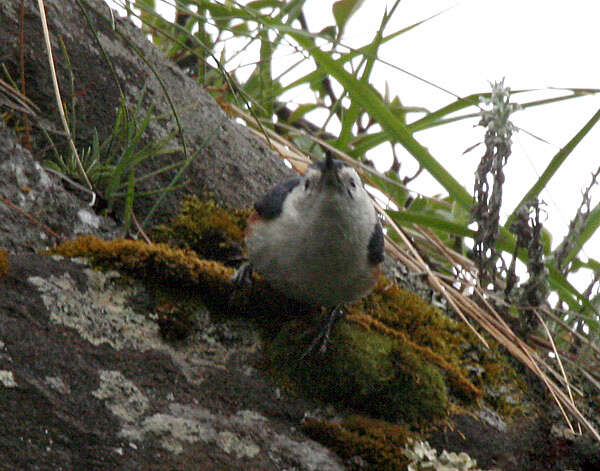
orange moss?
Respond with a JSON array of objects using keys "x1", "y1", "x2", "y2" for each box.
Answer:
[
  {"x1": 267, "y1": 272, "x2": 529, "y2": 467},
  {"x1": 266, "y1": 275, "x2": 525, "y2": 429},
  {"x1": 302, "y1": 415, "x2": 412, "y2": 471},
  {"x1": 51, "y1": 234, "x2": 308, "y2": 330},
  {"x1": 0, "y1": 249, "x2": 8, "y2": 278},
  {"x1": 52, "y1": 235, "x2": 234, "y2": 298},
  {"x1": 352, "y1": 278, "x2": 467, "y2": 356}
]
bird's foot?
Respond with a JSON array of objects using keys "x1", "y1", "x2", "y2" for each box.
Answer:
[
  {"x1": 301, "y1": 305, "x2": 345, "y2": 359},
  {"x1": 231, "y1": 261, "x2": 253, "y2": 287},
  {"x1": 229, "y1": 261, "x2": 254, "y2": 306}
]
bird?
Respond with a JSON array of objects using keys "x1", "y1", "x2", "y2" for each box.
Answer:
[{"x1": 234, "y1": 154, "x2": 384, "y2": 354}]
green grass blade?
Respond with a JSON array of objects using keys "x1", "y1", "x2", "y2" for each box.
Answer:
[
  {"x1": 123, "y1": 170, "x2": 136, "y2": 233},
  {"x1": 337, "y1": 1, "x2": 402, "y2": 148},
  {"x1": 548, "y1": 264, "x2": 597, "y2": 315},
  {"x1": 409, "y1": 89, "x2": 600, "y2": 133},
  {"x1": 279, "y1": 13, "x2": 442, "y2": 96},
  {"x1": 333, "y1": 0, "x2": 365, "y2": 36},
  {"x1": 389, "y1": 210, "x2": 476, "y2": 238},
  {"x1": 289, "y1": 31, "x2": 473, "y2": 210}
]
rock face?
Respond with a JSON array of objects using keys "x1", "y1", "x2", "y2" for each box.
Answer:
[
  {"x1": 0, "y1": 0, "x2": 291, "y2": 228},
  {"x1": 0, "y1": 254, "x2": 344, "y2": 470},
  {"x1": 0, "y1": 122, "x2": 118, "y2": 252}
]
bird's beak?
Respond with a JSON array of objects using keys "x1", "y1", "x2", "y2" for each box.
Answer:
[{"x1": 320, "y1": 155, "x2": 339, "y2": 188}]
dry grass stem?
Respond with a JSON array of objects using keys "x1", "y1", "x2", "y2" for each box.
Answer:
[{"x1": 37, "y1": 0, "x2": 95, "y2": 204}]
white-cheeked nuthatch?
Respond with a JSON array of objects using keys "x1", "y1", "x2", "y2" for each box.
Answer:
[{"x1": 236, "y1": 155, "x2": 384, "y2": 353}]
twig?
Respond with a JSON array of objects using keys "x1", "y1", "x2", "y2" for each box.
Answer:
[
  {"x1": 540, "y1": 306, "x2": 600, "y2": 358},
  {"x1": 379, "y1": 203, "x2": 489, "y2": 347},
  {"x1": 535, "y1": 309, "x2": 581, "y2": 434},
  {"x1": 18, "y1": 0, "x2": 32, "y2": 150},
  {"x1": 0, "y1": 195, "x2": 62, "y2": 240},
  {"x1": 131, "y1": 211, "x2": 152, "y2": 244},
  {"x1": 37, "y1": 0, "x2": 96, "y2": 206},
  {"x1": 44, "y1": 167, "x2": 97, "y2": 196}
]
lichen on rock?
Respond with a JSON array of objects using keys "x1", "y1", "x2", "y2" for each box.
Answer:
[{"x1": 403, "y1": 440, "x2": 489, "y2": 471}]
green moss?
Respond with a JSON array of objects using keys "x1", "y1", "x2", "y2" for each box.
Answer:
[
  {"x1": 152, "y1": 195, "x2": 249, "y2": 263},
  {"x1": 264, "y1": 278, "x2": 528, "y2": 468},
  {"x1": 265, "y1": 277, "x2": 526, "y2": 428},
  {"x1": 352, "y1": 279, "x2": 524, "y2": 409},
  {"x1": 347, "y1": 312, "x2": 481, "y2": 402},
  {"x1": 265, "y1": 319, "x2": 448, "y2": 424},
  {"x1": 302, "y1": 415, "x2": 413, "y2": 470},
  {"x1": 0, "y1": 248, "x2": 8, "y2": 278},
  {"x1": 352, "y1": 278, "x2": 470, "y2": 360}
]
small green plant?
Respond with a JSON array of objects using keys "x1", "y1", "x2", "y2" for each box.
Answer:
[{"x1": 44, "y1": 90, "x2": 182, "y2": 229}]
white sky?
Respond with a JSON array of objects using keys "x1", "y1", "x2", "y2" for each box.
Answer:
[{"x1": 108, "y1": 0, "x2": 600, "y2": 289}]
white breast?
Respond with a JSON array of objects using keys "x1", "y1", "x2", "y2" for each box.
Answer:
[{"x1": 247, "y1": 188, "x2": 377, "y2": 306}]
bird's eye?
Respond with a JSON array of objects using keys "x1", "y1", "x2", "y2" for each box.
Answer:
[
  {"x1": 304, "y1": 180, "x2": 310, "y2": 190},
  {"x1": 349, "y1": 179, "x2": 356, "y2": 188}
]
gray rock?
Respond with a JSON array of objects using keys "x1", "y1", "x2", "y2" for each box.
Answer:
[
  {"x1": 0, "y1": 122, "x2": 118, "y2": 251},
  {"x1": 0, "y1": 253, "x2": 345, "y2": 470}
]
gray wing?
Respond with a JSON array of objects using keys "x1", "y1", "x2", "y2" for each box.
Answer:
[
  {"x1": 254, "y1": 177, "x2": 301, "y2": 220},
  {"x1": 367, "y1": 220, "x2": 384, "y2": 265}
]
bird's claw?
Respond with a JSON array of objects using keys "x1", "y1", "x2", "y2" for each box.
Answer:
[
  {"x1": 301, "y1": 305, "x2": 344, "y2": 360},
  {"x1": 231, "y1": 261, "x2": 253, "y2": 288}
]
